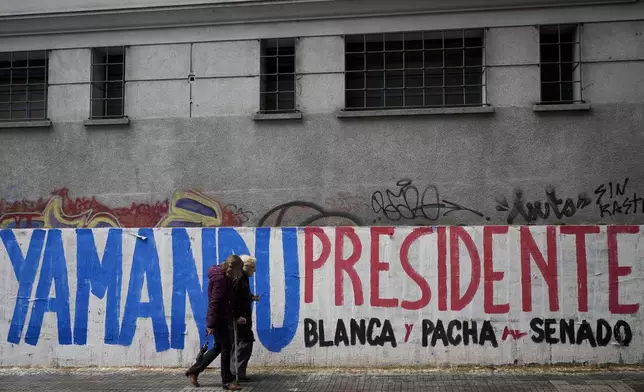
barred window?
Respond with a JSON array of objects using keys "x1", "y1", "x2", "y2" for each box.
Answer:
[
  {"x1": 0, "y1": 51, "x2": 48, "y2": 121},
  {"x1": 539, "y1": 24, "x2": 582, "y2": 103},
  {"x1": 260, "y1": 38, "x2": 296, "y2": 113},
  {"x1": 344, "y1": 30, "x2": 485, "y2": 110},
  {"x1": 91, "y1": 46, "x2": 125, "y2": 119}
]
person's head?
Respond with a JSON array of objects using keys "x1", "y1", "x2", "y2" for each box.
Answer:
[
  {"x1": 222, "y1": 254, "x2": 243, "y2": 279},
  {"x1": 240, "y1": 255, "x2": 256, "y2": 277}
]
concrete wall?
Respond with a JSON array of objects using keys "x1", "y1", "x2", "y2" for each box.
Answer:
[
  {"x1": 1, "y1": 12, "x2": 644, "y2": 228},
  {"x1": 0, "y1": 225, "x2": 642, "y2": 367}
]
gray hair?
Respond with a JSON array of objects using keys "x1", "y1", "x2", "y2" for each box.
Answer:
[{"x1": 240, "y1": 254, "x2": 256, "y2": 273}]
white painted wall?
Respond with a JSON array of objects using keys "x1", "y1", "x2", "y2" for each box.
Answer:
[{"x1": 0, "y1": 226, "x2": 641, "y2": 367}]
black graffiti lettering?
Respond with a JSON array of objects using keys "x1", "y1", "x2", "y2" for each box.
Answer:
[
  {"x1": 335, "y1": 319, "x2": 350, "y2": 346},
  {"x1": 380, "y1": 320, "x2": 397, "y2": 348},
  {"x1": 371, "y1": 179, "x2": 488, "y2": 222},
  {"x1": 545, "y1": 319, "x2": 558, "y2": 344},
  {"x1": 319, "y1": 320, "x2": 334, "y2": 347},
  {"x1": 614, "y1": 321, "x2": 632, "y2": 346},
  {"x1": 432, "y1": 320, "x2": 449, "y2": 347},
  {"x1": 422, "y1": 320, "x2": 497, "y2": 347},
  {"x1": 422, "y1": 320, "x2": 434, "y2": 347},
  {"x1": 258, "y1": 201, "x2": 362, "y2": 226},
  {"x1": 530, "y1": 318, "x2": 545, "y2": 343},
  {"x1": 594, "y1": 178, "x2": 641, "y2": 218},
  {"x1": 367, "y1": 318, "x2": 382, "y2": 346},
  {"x1": 304, "y1": 318, "x2": 318, "y2": 347},
  {"x1": 597, "y1": 319, "x2": 612, "y2": 346},
  {"x1": 498, "y1": 188, "x2": 590, "y2": 224},
  {"x1": 595, "y1": 184, "x2": 607, "y2": 204},
  {"x1": 560, "y1": 319, "x2": 575, "y2": 344},
  {"x1": 529, "y1": 318, "x2": 631, "y2": 347},
  {"x1": 616, "y1": 178, "x2": 629, "y2": 196},
  {"x1": 633, "y1": 194, "x2": 643, "y2": 214},
  {"x1": 350, "y1": 319, "x2": 366, "y2": 346},
  {"x1": 447, "y1": 320, "x2": 462, "y2": 346},
  {"x1": 576, "y1": 321, "x2": 597, "y2": 347},
  {"x1": 463, "y1": 321, "x2": 478, "y2": 345},
  {"x1": 479, "y1": 321, "x2": 498, "y2": 348},
  {"x1": 577, "y1": 196, "x2": 591, "y2": 209},
  {"x1": 598, "y1": 203, "x2": 612, "y2": 218},
  {"x1": 305, "y1": 319, "x2": 397, "y2": 348}
]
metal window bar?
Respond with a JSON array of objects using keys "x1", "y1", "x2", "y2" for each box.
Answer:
[
  {"x1": 90, "y1": 46, "x2": 126, "y2": 119},
  {"x1": 260, "y1": 38, "x2": 297, "y2": 113},
  {"x1": 538, "y1": 24, "x2": 583, "y2": 104},
  {"x1": 344, "y1": 29, "x2": 486, "y2": 110},
  {"x1": 0, "y1": 50, "x2": 49, "y2": 121}
]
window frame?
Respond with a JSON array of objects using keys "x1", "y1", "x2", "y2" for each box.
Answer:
[
  {"x1": 343, "y1": 28, "x2": 488, "y2": 111},
  {"x1": 538, "y1": 23, "x2": 584, "y2": 104},
  {"x1": 0, "y1": 50, "x2": 49, "y2": 122},
  {"x1": 90, "y1": 46, "x2": 126, "y2": 120},
  {"x1": 259, "y1": 37, "x2": 298, "y2": 114}
]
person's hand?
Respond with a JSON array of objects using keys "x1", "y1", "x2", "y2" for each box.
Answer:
[
  {"x1": 236, "y1": 317, "x2": 247, "y2": 325},
  {"x1": 251, "y1": 295, "x2": 260, "y2": 301},
  {"x1": 206, "y1": 328, "x2": 214, "y2": 336}
]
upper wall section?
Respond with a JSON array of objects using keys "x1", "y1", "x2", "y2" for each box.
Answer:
[
  {"x1": 0, "y1": 0, "x2": 638, "y2": 38},
  {"x1": 0, "y1": 0, "x2": 630, "y2": 16}
]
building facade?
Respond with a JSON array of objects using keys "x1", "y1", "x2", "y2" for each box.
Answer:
[{"x1": 1, "y1": 0, "x2": 644, "y2": 228}]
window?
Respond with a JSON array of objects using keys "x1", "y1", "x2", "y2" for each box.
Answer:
[
  {"x1": 91, "y1": 46, "x2": 125, "y2": 119},
  {"x1": 260, "y1": 38, "x2": 296, "y2": 113},
  {"x1": 539, "y1": 24, "x2": 582, "y2": 104},
  {"x1": 344, "y1": 30, "x2": 485, "y2": 110},
  {"x1": 0, "y1": 51, "x2": 48, "y2": 121}
]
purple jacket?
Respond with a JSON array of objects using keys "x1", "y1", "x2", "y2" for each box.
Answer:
[{"x1": 206, "y1": 265, "x2": 232, "y2": 328}]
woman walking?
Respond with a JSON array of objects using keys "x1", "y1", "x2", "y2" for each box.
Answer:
[{"x1": 185, "y1": 255, "x2": 244, "y2": 390}]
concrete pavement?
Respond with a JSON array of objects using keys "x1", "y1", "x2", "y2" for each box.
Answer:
[{"x1": 1, "y1": 367, "x2": 644, "y2": 391}]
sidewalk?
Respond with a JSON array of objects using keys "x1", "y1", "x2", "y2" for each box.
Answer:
[{"x1": 1, "y1": 366, "x2": 644, "y2": 391}]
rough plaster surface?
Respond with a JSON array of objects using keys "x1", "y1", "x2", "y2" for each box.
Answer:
[
  {"x1": 0, "y1": 225, "x2": 641, "y2": 367},
  {"x1": 125, "y1": 44, "x2": 191, "y2": 81},
  {"x1": 125, "y1": 80, "x2": 190, "y2": 119},
  {"x1": 192, "y1": 41, "x2": 260, "y2": 77},
  {"x1": 47, "y1": 49, "x2": 91, "y2": 84},
  {"x1": 47, "y1": 85, "x2": 90, "y2": 121},
  {"x1": 486, "y1": 27, "x2": 539, "y2": 66},
  {"x1": 1, "y1": 104, "x2": 644, "y2": 226},
  {"x1": 297, "y1": 36, "x2": 345, "y2": 74},
  {"x1": 0, "y1": 19, "x2": 643, "y2": 228}
]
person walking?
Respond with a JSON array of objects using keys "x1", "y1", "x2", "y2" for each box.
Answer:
[
  {"x1": 231, "y1": 255, "x2": 260, "y2": 381},
  {"x1": 185, "y1": 255, "x2": 244, "y2": 390}
]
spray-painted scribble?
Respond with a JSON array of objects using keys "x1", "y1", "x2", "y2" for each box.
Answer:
[
  {"x1": 371, "y1": 179, "x2": 489, "y2": 222},
  {"x1": 496, "y1": 187, "x2": 591, "y2": 224}
]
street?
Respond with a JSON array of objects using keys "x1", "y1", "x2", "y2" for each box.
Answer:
[{"x1": 1, "y1": 367, "x2": 644, "y2": 391}]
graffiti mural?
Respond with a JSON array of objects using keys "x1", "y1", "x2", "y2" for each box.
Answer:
[
  {"x1": 371, "y1": 179, "x2": 490, "y2": 223},
  {"x1": 0, "y1": 226, "x2": 641, "y2": 367},
  {"x1": 495, "y1": 187, "x2": 592, "y2": 225},
  {"x1": 595, "y1": 178, "x2": 644, "y2": 218},
  {"x1": 258, "y1": 201, "x2": 362, "y2": 226},
  {"x1": 0, "y1": 188, "x2": 244, "y2": 228}
]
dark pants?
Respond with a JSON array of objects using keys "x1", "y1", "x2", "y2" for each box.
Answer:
[
  {"x1": 231, "y1": 340, "x2": 254, "y2": 378},
  {"x1": 187, "y1": 320, "x2": 234, "y2": 384}
]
